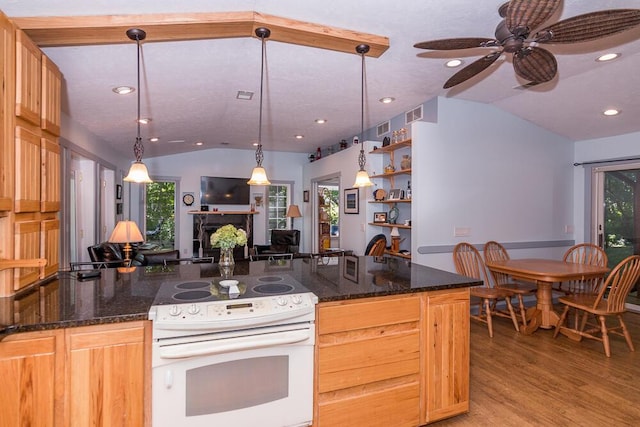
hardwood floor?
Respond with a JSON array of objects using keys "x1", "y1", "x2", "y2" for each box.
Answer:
[{"x1": 431, "y1": 309, "x2": 640, "y2": 426}]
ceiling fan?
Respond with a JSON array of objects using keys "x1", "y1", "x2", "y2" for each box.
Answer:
[{"x1": 414, "y1": 0, "x2": 640, "y2": 89}]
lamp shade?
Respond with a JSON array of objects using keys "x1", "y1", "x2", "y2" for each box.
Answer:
[
  {"x1": 247, "y1": 166, "x2": 271, "y2": 186},
  {"x1": 353, "y1": 170, "x2": 374, "y2": 188},
  {"x1": 390, "y1": 226, "x2": 400, "y2": 237},
  {"x1": 109, "y1": 221, "x2": 144, "y2": 244},
  {"x1": 286, "y1": 204, "x2": 302, "y2": 218},
  {"x1": 123, "y1": 161, "x2": 153, "y2": 183}
]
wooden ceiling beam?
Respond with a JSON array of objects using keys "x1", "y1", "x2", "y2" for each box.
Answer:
[{"x1": 10, "y1": 11, "x2": 389, "y2": 57}]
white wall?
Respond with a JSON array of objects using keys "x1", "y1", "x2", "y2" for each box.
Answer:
[
  {"x1": 148, "y1": 147, "x2": 307, "y2": 256},
  {"x1": 411, "y1": 97, "x2": 575, "y2": 272}
]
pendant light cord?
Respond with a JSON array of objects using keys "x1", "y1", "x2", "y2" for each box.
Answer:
[
  {"x1": 126, "y1": 28, "x2": 147, "y2": 163},
  {"x1": 356, "y1": 44, "x2": 370, "y2": 172},
  {"x1": 255, "y1": 28, "x2": 270, "y2": 167}
]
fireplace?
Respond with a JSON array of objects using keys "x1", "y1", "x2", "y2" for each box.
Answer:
[{"x1": 192, "y1": 213, "x2": 254, "y2": 260}]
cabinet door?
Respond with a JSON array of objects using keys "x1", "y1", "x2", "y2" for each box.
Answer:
[
  {"x1": 41, "y1": 135, "x2": 60, "y2": 212},
  {"x1": 15, "y1": 125, "x2": 41, "y2": 212},
  {"x1": 66, "y1": 322, "x2": 148, "y2": 427},
  {"x1": 41, "y1": 218, "x2": 60, "y2": 276},
  {"x1": 41, "y1": 55, "x2": 61, "y2": 136},
  {"x1": 422, "y1": 289, "x2": 470, "y2": 424},
  {"x1": 15, "y1": 29, "x2": 41, "y2": 126},
  {"x1": 0, "y1": 12, "x2": 14, "y2": 211},
  {"x1": 0, "y1": 330, "x2": 63, "y2": 427},
  {"x1": 14, "y1": 219, "x2": 41, "y2": 290}
]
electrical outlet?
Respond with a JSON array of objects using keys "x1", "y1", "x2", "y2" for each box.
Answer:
[
  {"x1": 454, "y1": 227, "x2": 470, "y2": 237},
  {"x1": 564, "y1": 225, "x2": 574, "y2": 234}
]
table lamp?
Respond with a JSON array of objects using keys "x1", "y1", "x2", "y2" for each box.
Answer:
[
  {"x1": 286, "y1": 204, "x2": 302, "y2": 228},
  {"x1": 390, "y1": 226, "x2": 400, "y2": 253},
  {"x1": 109, "y1": 220, "x2": 144, "y2": 262}
]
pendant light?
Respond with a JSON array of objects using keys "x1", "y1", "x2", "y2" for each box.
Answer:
[
  {"x1": 247, "y1": 27, "x2": 272, "y2": 186},
  {"x1": 123, "y1": 28, "x2": 153, "y2": 183},
  {"x1": 352, "y1": 44, "x2": 374, "y2": 188}
]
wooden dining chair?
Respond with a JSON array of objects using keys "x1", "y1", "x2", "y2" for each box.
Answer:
[
  {"x1": 453, "y1": 242, "x2": 520, "y2": 337},
  {"x1": 554, "y1": 254, "x2": 640, "y2": 357},
  {"x1": 557, "y1": 243, "x2": 608, "y2": 295},
  {"x1": 483, "y1": 241, "x2": 537, "y2": 330}
]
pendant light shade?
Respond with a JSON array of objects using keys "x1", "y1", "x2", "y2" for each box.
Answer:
[
  {"x1": 123, "y1": 28, "x2": 152, "y2": 184},
  {"x1": 352, "y1": 44, "x2": 373, "y2": 188},
  {"x1": 247, "y1": 27, "x2": 271, "y2": 186}
]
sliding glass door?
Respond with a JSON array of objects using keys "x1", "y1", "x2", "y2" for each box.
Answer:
[{"x1": 593, "y1": 163, "x2": 640, "y2": 309}]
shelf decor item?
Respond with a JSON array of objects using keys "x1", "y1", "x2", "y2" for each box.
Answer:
[
  {"x1": 373, "y1": 211, "x2": 387, "y2": 223},
  {"x1": 400, "y1": 154, "x2": 412, "y2": 170},
  {"x1": 210, "y1": 224, "x2": 247, "y2": 277}
]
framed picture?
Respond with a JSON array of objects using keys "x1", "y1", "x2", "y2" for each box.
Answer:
[
  {"x1": 373, "y1": 211, "x2": 387, "y2": 223},
  {"x1": 344, "y1": 188, "x2": 359, "y2": 214},
  {"x1": 116, "y1": 184, "x2": 122, "y2": 200},
  {"x1": 343, "y1": 255, "x2": 359, "y2": 283},
  {"x1": 303, "y1": 190, "x2": 310, "y2": 203},
  {"x1": 388, "y1": 188, "x2": 403, "y2": 200},
  {"x1": 116, "y1": 202, "x2": 123, "y2": 215}
]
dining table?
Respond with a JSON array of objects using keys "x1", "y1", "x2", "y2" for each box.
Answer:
[{"x1": 485, "y1": 258, "x2": 610, "y2": 335}]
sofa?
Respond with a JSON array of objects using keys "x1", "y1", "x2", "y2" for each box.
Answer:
[{"x1": 87, "y1": 242, "x2": 179, "y2": 267}]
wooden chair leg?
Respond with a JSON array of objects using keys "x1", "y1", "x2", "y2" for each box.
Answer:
[
  {"x1": 598, "y1": 315, "x2": 611, "y2": 357},
  {"x1": 484, "y1": 298, "x2": 494, "y2": 338},
  {"x1": 618, "y1": 314, "x2": 635, "y2": 352},
  {"x1": 554, "y1": 305, "x2": 570, "y2": 338},
  {"x1": 504, "y1": 297, "x2": 520, "y2": 332},
  {"x1": 516, "y1": 294, "x2": 527, "y2": 328}
]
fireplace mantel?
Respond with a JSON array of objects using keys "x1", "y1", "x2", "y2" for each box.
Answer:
[{"x1": 188, "y1": 211, "x2": 258, "y2": 215}]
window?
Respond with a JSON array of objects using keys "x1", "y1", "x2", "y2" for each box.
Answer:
[{"x1": 267, "y1": 184, "x2": 290, "y2": 241}]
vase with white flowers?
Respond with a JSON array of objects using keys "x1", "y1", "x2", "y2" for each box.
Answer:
[{"x1": 210, "y1": 224, "x2": 247, "y2": 276}]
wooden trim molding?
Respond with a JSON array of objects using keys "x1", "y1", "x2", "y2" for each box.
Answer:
[{"x1": 11, "y1": 11, "x2": 390, "y2": 57}]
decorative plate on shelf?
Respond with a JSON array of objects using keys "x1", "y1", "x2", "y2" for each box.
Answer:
[
  {"x1": 388, "y1": 206, "x2": 399, "y2": 224},
  {"x1": 373, "y1": 189, "x2": 387, "y2": 201}
]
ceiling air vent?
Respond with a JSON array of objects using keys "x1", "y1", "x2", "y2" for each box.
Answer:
[
  {"x1": 376, "y1": 121, "x2": 390, "y2": 137},
  {"x1": 405, "y1": 105, "x2": 423, "y2": 124}
]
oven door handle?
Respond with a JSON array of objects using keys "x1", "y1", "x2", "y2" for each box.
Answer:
[{"x1": 158, "y1": 329, "x2": 312, "y2": 359}]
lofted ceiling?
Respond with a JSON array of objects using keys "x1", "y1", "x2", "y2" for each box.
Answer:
[{"x1": 1, "y1": 0, "x2": 640, "y2": 160}]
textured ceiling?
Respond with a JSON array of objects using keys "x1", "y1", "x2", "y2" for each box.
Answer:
[{"x1": 1, "y1": 0, "x2": 639, "y2": 159}]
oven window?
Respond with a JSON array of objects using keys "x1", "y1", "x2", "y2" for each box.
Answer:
[{"x1": 185, "y1": 356, "x2": 289, "y2": 416}]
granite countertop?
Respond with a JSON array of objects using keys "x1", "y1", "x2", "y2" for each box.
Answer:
[{"x1": 0, "y1": 256, "x2": 480, "y2": 338}]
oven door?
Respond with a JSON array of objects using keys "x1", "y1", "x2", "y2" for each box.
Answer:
[{"x1": 152, "y1": 326, "x2": 314, "y2": 427}]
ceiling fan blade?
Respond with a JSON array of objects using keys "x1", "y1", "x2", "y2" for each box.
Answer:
[
  {"x1": 414, "y1": 38, "x2": 496, "y2": 50},
  {"x1": 534, "y1": 9, "x2": 640, "y2": 44},
  {"x1": 513, "y1": 46, "x2": 557, "y2": 83},
  {"x1": 506, "y1": 0, "x2": 561, "y2": 34},
  {"x1": 443, "y1": 51, "x2": 502, "y2": 88}
]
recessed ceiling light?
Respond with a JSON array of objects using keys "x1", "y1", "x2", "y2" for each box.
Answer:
[
  {"x1": 603, "y1": 109, "x2": 620, "y2": 116},
  {"x1": 148, "y1": 137, "x2": 159, "y2": 142},
  {"x1": 315, "y1": 119, "x2": 327, "y2": 124},
  {"x1": 252, "y1": 142, "x2": 259, "y2": 146},
  {"x1": 379, "y1": 97, "x2": 395, "y2": 104},
  {"x1": 596, "y1": 53, "x2": 620, "y2": 62},
  {"x1": 236, "y1": 90, "x2": 254, "y2": 100},
  {"x1": 137, "y1": 118, "x2": 152, "y2": 124},
  {"x1": 195, "y1": 141, "x2": 204, "y2": 146},
  {"x1": 295, "y1": 135, "x2": 304, "y2": 139},
  {"x1": 445, "y1": 59, "x2": 464, "y2": 68},
  {"x1": 112, "y1": 86, "x2": 135, "y2": 95}
]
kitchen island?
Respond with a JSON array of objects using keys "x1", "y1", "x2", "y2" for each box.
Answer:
[{"x1": 0, "y1": 256, "x2": 480, "y2": 426}]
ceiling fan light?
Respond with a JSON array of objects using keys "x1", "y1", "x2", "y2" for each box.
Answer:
[
  {"x1": 124, "y1": 161, "x2": 153, "y2": 183},
  {"x1": 353, "y1": 170, "x2": 374, "y2": 188},
  {"x1": 445, "y1": 59, "x2": 463, "y2": 68},
  {"x1": 247, "y1": 166, "x2": 271, "y2": 186}
]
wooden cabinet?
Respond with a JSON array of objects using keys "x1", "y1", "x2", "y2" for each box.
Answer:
[
  {"x1": 15, "y1": 29, "x2": 41, "y2": 127},
  {"x1": 66, "y1": 322, "x2": 149, "y2": 426},
  {"x1": 40, "y1": 135, "x2": 60, "y2": 212},
  {"x1": 41, "y1": 217, "x2": 60, "y2": 276},
  {"x1": 318, "y1": 202, "x2": 331, "y2": 251},
  {"x1": 0, "y1": 321, "x2": 150, "y2": 427},
  {"x1": 14, "y1": 218, "x2": 42, "y2": 291},
  {"x1": 369, "y1": 139, "x2": 412, "y2": 259},
  {"x1": 316, "y1": 295, "x2": 421, "y2": 427},
  {"x1": 0, "y1": 329, "x2": 64, "y2": 427},
  {"x1": 41, "y1": 55, "x2": 61, "y2": 136},
  {"x1": 315, "y1": 289, "x2": 470, "y2": 426},
  {"x1": 14, "y1": 126, "x2": 41, "y2": 212},
  {"x1": 422, "y1": 289, "x2": 470, "y2": 424},
  {"x1": 0, "y1": 12, "x2": 14, "y2": 211}
]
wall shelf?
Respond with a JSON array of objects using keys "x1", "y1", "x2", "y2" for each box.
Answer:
[
  {"x1": 369, "y1": 139, "x2": 411, "y2": 154},
  {"x1": 370, "y1": 168, "x2": 411, "y2": 179},
  {"x1": 188, "y1": 210, "x2": 258, "y2": 215},
  {"x1": 384, "y1": 250, "x2": 411, "y2": 260},
  {"x1": 369, "y1": 199, "x2": 411, "y2": 204},
  {"x1": 368, "y1": 223, "x2": 411, "y2": 229}
]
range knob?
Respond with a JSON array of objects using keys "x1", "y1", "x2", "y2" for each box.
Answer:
[
  {"x1": 291, "y1": 295, "x2": 303, "y2": 305},
  {"x1": 276, "y1": 296, "x2": 288, "y2": 306},
  {"x1": 168, "y1": 305, "x2": 182, "y2": 316},
  {"x1": 187, "y1": 304, "x2": 200, "y2": 315}
]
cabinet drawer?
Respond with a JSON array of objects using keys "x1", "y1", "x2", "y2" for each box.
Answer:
[
  {"x1": 317, "y1": 382, "x2": 419, "y2": 427},
  {"x1": 318, "y1": 295, "x2": 420, "y2": 334}
]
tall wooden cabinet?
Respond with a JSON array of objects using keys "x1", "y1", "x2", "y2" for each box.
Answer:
[
  {"x1": 0, "y1": 11, "x2": 62, "y2": 296},
  {"x1": 315, "y1": 289, "x2": 470, "y2": 426}
]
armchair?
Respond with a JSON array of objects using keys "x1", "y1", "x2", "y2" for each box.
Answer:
[{"x1": 255, "y1": 229, "x2": 300, "y2": 256}]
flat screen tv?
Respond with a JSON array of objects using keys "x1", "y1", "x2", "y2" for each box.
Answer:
[{"x1": 200, "y1": 176, "x2": 250, "y2": 205}]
